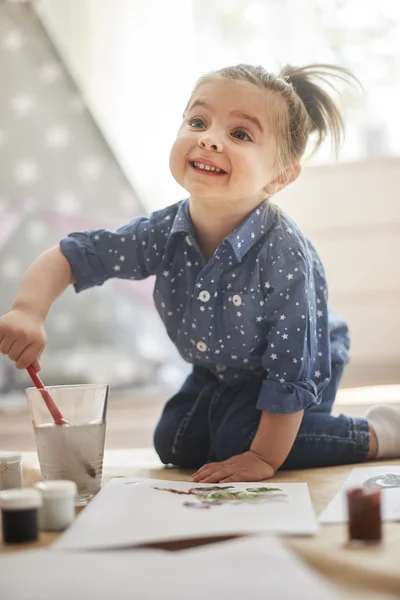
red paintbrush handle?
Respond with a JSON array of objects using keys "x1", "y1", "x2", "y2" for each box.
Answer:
[{"x1": 26, "y1": 365, "x2": 67, "y2": 426}]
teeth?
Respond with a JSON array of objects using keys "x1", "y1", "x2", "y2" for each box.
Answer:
[{"x1": 193, "y1": 161, "x2": 222, "y2": 173}]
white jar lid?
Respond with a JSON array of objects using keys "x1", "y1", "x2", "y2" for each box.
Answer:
[
  {"x1": 0, "y1": 451, "x2": 22, "y2": 464},
  {"x1": 34, "y1": 480, "x2": 77, "y2": 498},
  {"x1": 0, "y1": 488, "x2": 41, "y2": 510}
]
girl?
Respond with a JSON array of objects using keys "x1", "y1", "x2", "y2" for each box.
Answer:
[{"x1": 0, "y1": 63, "x2": 398, "y2": 483}]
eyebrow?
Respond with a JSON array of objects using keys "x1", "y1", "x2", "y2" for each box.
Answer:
[
  {"x1": 188, "y1": 101, "x2": 264, "y2": 134},
  {"x1": 231, "y1": 111, "x2": 264, "y2": 134},
  {"x1": 188, "y1": 100, "x2": 209, "y2": 113}
]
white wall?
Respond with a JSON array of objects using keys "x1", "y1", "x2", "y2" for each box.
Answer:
[
  {"x1": 36, "y1": 0, "x2": 193, "y2": 208},
  {"x1": 35, "y1": 1, "x2": 400, "y2": 386}
]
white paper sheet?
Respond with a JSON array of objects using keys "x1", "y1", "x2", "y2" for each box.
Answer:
[
  {"x1": 319, "y1": 465, "x2": 400, "y2": 524},
  {"x1": 0, "y1": 535, "x2": 340, "y2": 600},
  {"x1": 54, "y1": 478, "x2": 317, "y2": 549}
]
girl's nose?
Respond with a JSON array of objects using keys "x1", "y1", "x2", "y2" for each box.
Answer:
[{"x1": 198, "y1": 133, "x2": 223, "y2": 152}]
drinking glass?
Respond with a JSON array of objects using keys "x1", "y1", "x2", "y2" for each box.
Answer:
[{"x1": 26, "y1": 384, "x2": 109, "y2": 506}]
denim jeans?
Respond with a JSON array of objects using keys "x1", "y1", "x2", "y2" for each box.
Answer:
[{"x1": 153, "y1": 364, "x2": 370, "y2": 470}]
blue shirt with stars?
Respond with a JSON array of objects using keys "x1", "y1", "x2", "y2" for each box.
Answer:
[{"x1": 60, "y1": 199, "x2": 350, "y2": 414}]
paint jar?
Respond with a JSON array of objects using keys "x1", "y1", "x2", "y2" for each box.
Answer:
[
  {"x1": 0, "y1": 451, "x2": 23, "y2": 490},
  {"x1": 347, "y1": 487, "x2": 382, "y2": 543},
  {"x1": 0, "y1": 488, "x2": 42, "y2": 544},
  {"x1": 34, "y1": 480, "x2": 77, "y2": 531}
]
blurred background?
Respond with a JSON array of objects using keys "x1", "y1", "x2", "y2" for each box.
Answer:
[{"x1": 0, "y1": 0, "x2": 399, "y2": 449}]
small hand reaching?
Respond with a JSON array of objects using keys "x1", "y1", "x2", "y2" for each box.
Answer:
[
  {"x1": 189, "y1": 451, "x2": 275, "y2": 484},
  {"x1": 0, "y1": 309, "x2": 46, "y2": 370}
]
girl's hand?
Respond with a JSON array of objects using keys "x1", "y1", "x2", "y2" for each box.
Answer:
[
  {"x1": 0, "y1": 309, "x2": 47, "y2": 370},
  {"x1": 189, "y1": 451, "x2": 275, "y2": 484}
]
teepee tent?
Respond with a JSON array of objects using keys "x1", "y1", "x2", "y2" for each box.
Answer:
[{"x1": 0, "y1": 3, "x2": 184, "y2": 401}]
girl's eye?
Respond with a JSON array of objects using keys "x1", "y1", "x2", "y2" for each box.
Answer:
[
  {"x1": 231, "y1": 128, "x2": 252, "y2": 141},
  {"x1": 188, "y1": 117, "x2": 206, "y2": 129}
]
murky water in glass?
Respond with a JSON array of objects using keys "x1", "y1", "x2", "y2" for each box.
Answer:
[{"x1": 34, "y1": 422, "x2": 105, "y2": 505}]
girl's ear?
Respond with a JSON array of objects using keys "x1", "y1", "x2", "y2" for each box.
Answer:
[{"x1": 264, "y1": 163, "x2": 301, "y2": 196}]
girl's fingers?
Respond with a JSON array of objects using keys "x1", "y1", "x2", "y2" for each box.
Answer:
[
  {"x1": 31, "y1": 344, "x2": 46, "y2": 371},
  {"x1": 190, "y1": 462, "x2": 221, "y2": 481},
  {"x1": 14, "y1": 342, "x2": 42, "y2": 369},
  {"x1": 190, "y1": 469, "x2": 214, "y2": 482},
  {"x1": 190, "y1": 459, "x2": 239, "y2": 483},
  {"x1": 190, "y1": 468, "x2": 204, "y2": 481},
  {"x1": 0, "y1": 335, "x2": 15, "y2": 355},
  {"x1": 7, "y1": 340, "x2": 21, "y2": 362},
  {"x1": 30, "y1": 358, "x2": 41, "y2": 372}
]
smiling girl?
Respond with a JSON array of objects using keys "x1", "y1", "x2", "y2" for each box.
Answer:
[{"x1": 1, "y1": 63, "x2": 399, "y2": 482}]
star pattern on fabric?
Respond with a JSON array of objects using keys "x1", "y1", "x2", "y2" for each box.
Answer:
[
  {"x1": 10, "y1": 94, "x2": 36, "y2": 117},
  {"x1": 45, "y1": 125, "x2": 71, "y2": 148},
  {"x1": 60, "y1": 197, "x2": 348, "y2": 414},
  {"x1": 3, "y1": 29, "x2": 25, "y2": 51}
]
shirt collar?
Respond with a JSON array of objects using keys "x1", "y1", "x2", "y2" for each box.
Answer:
[
  {"x1": 169, "y1": 198, "x2": 275, "y2": 262},
  {"x1": 225, "y1": 200, "x2": 274, "y2": 262},
  {"x1": 169, "y1": 198, "x2": 193, "y2": 237}
]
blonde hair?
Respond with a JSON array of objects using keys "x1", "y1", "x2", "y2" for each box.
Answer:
[{"x1": 186, "y1": 63, "x2": 361, "y2": 172}]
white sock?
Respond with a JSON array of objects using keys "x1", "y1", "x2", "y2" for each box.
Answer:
[{"x1": 365, "y1": 405, "x2": 400, "y2": 459}]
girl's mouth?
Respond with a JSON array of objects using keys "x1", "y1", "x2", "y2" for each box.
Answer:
[{"x1": 189, "y1": 161, "x2": 227, "y2": 175}]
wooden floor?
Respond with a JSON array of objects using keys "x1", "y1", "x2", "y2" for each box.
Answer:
[{"x1": 0, "y1": 389, "x2": 168, "y2": 452}]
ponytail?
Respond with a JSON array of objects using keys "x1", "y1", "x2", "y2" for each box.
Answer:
[{"x1": 279, "y1": 64, "x2": 361, "y2": 157}]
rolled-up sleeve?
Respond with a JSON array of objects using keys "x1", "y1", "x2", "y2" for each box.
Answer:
[
  {"x1": 256, "y1": 248, "x2": 331, "y2": 414},
  {"x1": 60, "y1": 217, "x2": 162, "y2": 293}
]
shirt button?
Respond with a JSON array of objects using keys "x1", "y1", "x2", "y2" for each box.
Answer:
[
  {"x1": 216, "y1": 364, "x2": 226, "y2": 372},
  {"x1": 198, "y1": 290, "x2": 211, "y2": 302},
  {"x1": 196, "y1": 341, "x2": 208, "y2": 352},
  {"x1": 232, "y1": 294, "x2": 242, "y2": 306}
]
